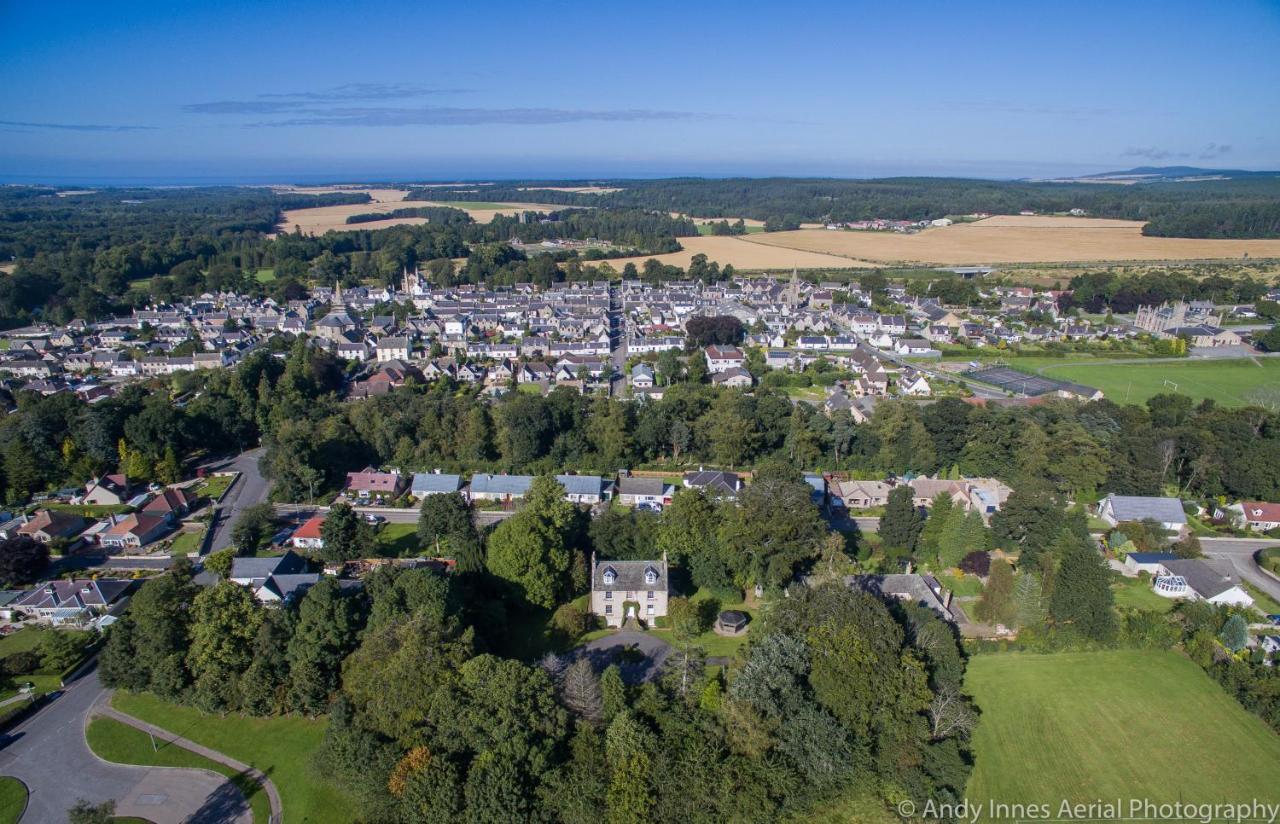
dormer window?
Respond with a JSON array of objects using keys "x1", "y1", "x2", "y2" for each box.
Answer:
[
  {"x1": 644, "y1": 567, "x2": 658, "y2": 585},
  {"x1": 602, "y1": 567, "x2": 617, "y2": 586}
]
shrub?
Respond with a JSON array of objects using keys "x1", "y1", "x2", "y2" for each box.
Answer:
[
  {"x1": 959, "y1": 551, "x2": 991, "y2": 577},
  {"x1": 0, "y1": 650, "x2": 41, "y2": 676},
  {"x1": 550, "y1": 602, "x2": 592, "y2": 640}
]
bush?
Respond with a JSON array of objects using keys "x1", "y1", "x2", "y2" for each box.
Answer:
[
  {"x1": 549, "y1": 602, "x2": 592, "y2": 640},
  {"x1": 0, "y1": 650, "x2": 41, "y2": 676},
  {"x1": 959, "y1": 551, "x2": 991, "y2": 577}
]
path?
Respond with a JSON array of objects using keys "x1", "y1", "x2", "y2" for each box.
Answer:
[
  {"x1": 96, "y1": 700, "x2": 283, "y2": 824},
  {"x1": 571, "y1": 631, "x2": 672, "y2": 684},
  {"x1": 207, "y1": 448, "x2": 268, "y2": 553},
  {"x1": 0, "y1": 666, "x2": 250, "y2": 824}
]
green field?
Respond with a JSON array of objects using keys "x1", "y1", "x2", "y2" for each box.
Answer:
[
  {"x1": 966, "y1": 650, "x2": 1280, "y2": 815},
  {"x1": 111, "y1": 692, "x2": 356, "y2": 823},
  {"x1": 695, "y1": 223, "x2": 765, "y2": 235},
  {"x1": 0, "y1": 776, "x2": 26, "y2": 824},
  {"x1": 1022, "y1": 357, "x2": 1280, "y2": 407},
  {"x1": 86, "y1": 717, "x2": 270, "y2": 823}
]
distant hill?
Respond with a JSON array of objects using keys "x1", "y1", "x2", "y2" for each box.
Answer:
[{"x1": 1043, "y1": 166, "x2": 1280, "y2": 184}]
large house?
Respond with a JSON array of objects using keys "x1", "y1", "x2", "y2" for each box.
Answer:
[
  {"x1": 13, "y1": 578, "x2": 132, "y2": 624},
  {"x1": 704, "y1": 345, "x2": 746, "y2": 374},
  {"x1": 590, "y1": 552, "x2": 669, "y2": 627},
  {"x1": 1098, "y1": 494, "x2": 1188, "y2": 536}
]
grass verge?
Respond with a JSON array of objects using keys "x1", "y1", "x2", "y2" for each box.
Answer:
[
  {"x1": 0, "y1": 776, "x2": 26, "y2": 824},
  {"x1": 110, "y1": 692, "x2": 355, "y2": 823},
  {"x1": 86, "y1": 717, "x2": 270, "y2": 824}
]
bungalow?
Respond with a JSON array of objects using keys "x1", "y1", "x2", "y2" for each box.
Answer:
[
  {"x1": 13, "y1": 578, "x2": 132, "y2": 625},
  {"x1": 704, "y1": 345, "x2": 746, "y2": 374},
  {"x1": 410, "y1": 472, "x2": 464, "y2": 499},
  {"x1": 1153, "y1": 558, "x2": 1253, "y2": 608},
  {"x1": 18, "y1": 510, "x2": 87, "y2": 544},
  {"x1": 616, "y1": 476, "x2": 674, "y2": 508},
  {"x1": 468, "y1": 473, "x2": 535, "y2": 503},
  {"x1": 344, "y1": 468, "x2": 407, "y2": 502},
  {"x1": 1098, "y1": 494, "x2": 1188, "y2": 536},
  {"x1": 711, "y1": 366, "x2": 753, "y2": 389},
  {"x1": 833, "y1": 479, "x2": 893, "y2": 509},
  {"x1": 142, "y1": 487, "x2": 196, "y2": 521},
  {"x1": 683, "y1": 470, "x2": 743, "y2": 498},
  {"x1": 590, "y1": 552, "x2": 669, "y2": 627},
  {"x1": 556, "y1": 474, "x2": 612, "y2": 505},
  {"x1": 1228, "y1": 501, "x2": 1280, "y2": 532},
  {"x1": 290, "y1": 515, "x2": 326, "y2": 550},
  {"x1": 1123, "y1": 552, "x2": 1179, "y2": 576},
  {"x1": 99, "y1": 513, "x2": 170, "y2": 550},
  {"x1": 228, "y1": 551, "x2": 317, "y2": 603},
  {"x1": 846, "y1": 573, "x2": 954, "y2": 622}
]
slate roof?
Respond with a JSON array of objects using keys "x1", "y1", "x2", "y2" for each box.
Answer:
[
  {"x1": 410, "y1": 473, "x2": 463, "y2": 496},
  {"x1": 555, "y1": 474, "x2": 607, "y2": 498},
  {"x1": 617, "y1": 477, "x2": 668, "y2": 497},
  {"x1": 593, "y1": 558, "x2": 667, "y2": 591},
  {"x1": 469, "y1": 474, "x2": 534, "y2": 497},
  {"x1": 230, "y1": 550, "x2": 308, "y2": 585},
  {"x1": 259, "y1": 573, "x2": 321, "y2": 602},
  {"x1": 846, "y1": 574, "x2": 953, "y2": 621},
  {"x1": 1162, "y1": 559, "x2": 1240, "y2": 600},
  {"x1": 1103, "y1": 494, "x2": 1187, "y2": 525},
  {"x1": 16, "y1": 578, "x2": 132, "y2": 611}
]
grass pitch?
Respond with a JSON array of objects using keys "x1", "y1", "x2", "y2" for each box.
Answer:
[
  {"x1": 1028, "y1": 357, "x2": 1280, "y2": 407},
  {"x1": 965, "y1": 650, "x2": 1280, "y2": 815}
]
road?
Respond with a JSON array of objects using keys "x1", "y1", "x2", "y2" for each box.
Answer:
[
  {"x1": 275, "y1": 503, "x2": 516, "y2": 529},
  {"x1": 0, "y1": 666, "x2": 249, "y2": 823},
  {"x1": 608, "y1": 279, "x2": 626, "y2": 397},
  {"x1": 207, "y1": 448, "x2": 269, "y2": 553},
  {"x1": 872, "y1": 347, "x2": 1008, "y2": 400},
  {"x1": 1199, "y1": 537, "x2": 1280, "y2": 605}
]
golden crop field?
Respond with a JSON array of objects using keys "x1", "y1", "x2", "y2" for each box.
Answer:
[
  {"x1": 606, "y1": 235, "x2": 878, "y2": 270},
  {"x1": 741, "y1": 215, "x2": 1280, "y2": 265},
  {"x1": 276, "y1": 190, "x2": 571, "y2": 235}
]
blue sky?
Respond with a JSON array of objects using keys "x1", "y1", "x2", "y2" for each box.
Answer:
[{"x1": 2, "y1": 0, "x2": 1278, "y2": 183}]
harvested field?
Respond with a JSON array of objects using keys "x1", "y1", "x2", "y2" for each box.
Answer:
[
  {"x1": 277, "y1": 193, "x2": 570, "y2": 235},
  {"x1": 742, "y1": 215, "x2": 1280, "y2": 265},
  {"x1": 520, "y1": 186, "x2": 622, "y2": 194},
  {"x1": 606, "y1": 235, "x2": 877, "y2": 271}
]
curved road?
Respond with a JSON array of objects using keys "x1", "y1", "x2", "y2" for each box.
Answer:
[
  {"x1": 0, "y1": 666, "x2": 250, "y2": 823},
  {"x1": 1200, "y1": 537, "x2": 1280, "y2": 605}
]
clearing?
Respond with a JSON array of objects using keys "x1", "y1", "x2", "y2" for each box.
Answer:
[
  {"x1": 1024, "y1": 357, "x2": 1280, "y2": 407},
  {"x1": 276, "y1": 190, "x2": 573, "y2": 235},
  {"x1": 111, "y1": 691, "x2": 357, "y2": 823},
  {"x1": 743, "y1": 215, "x2": 1280, "y2": 265},
  {"x1": 965, "y1": 650, "x2": 1280, "y2": 814}
]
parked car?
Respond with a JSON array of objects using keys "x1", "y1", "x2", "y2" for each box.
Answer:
[{"x1": 364, "y1": 514, "x2": 386, "y2": 525}]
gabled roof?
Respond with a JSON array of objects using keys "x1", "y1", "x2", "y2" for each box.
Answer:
[
  {"x1": 1103, "y1": 494, "x2": 1187, "y2": 525},
  {"x1": 1162, "y1": 559, "x2": 1240, "y2": 600},
  {"x1": 230, "y1": 550, "x2": 308, "y2": 584},
  {"x1": 555, "y1": 474, "x2": 606, "y2": 497},
  {"x1": 593, "y1": 558, "x2": 667, "y2": 590},
  {"x1": 16, "y1": 578, "x2": 132, "y2": 611},
  {"x1": 469, "y1": 473, "x2": 534, "y2": 496},
  {"x1": 411, "y1": 473, "x2": 463, "y2": 495}
]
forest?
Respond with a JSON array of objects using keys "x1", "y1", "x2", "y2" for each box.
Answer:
[{"x1": 426, "y1": 176, "x2": 1280, "y2": 238}]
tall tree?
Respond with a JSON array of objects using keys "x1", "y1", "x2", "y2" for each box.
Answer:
[
  {"x1": 718, "y1": 462, "x2": 826, "y2": 588},
  {"x1": 1048, "y1": 531, "x2": 1116, "y2": 642},
  {"x1": 486, "y1": 476, "x2": 578, "y2": 608},
  {"x1": 320, "y1": 502, "x2": 373, "y2": 562},
  {"x1": 880, "y1": 486, "x2": 923, "y2": 554},
  {"x1": 417, "y1": 492, "x2": 483, "y2": 571},
  {"x1": 187, "y1": 581, "x2": 264, "y2": 711},
  {"x1": 289, "y1": 577, "x2": 363, "y2": 714}
]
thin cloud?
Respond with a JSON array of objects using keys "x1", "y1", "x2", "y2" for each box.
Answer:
[
  {"x1": 1199, "y1": 142, "x2": 1232, "y2": 159},
  {"x1": 1120, "y1": 146, "x2": 1189, "y2": 161},
  {"x1": 185, "y1": 83, "x2": 472, "y2": 114},
  {"x1": 248, "y1": 106, "x2": 713, "y2": 128},
  {"x1": 0, "y1": 119, "x2": 155, "y2": 132}
]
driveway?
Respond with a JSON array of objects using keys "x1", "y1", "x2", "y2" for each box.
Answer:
[
  {"x1": 571, "y1": 631, "x2": 672, "y2": 684},
  {"x1": 207, "y1": 448, "x2": 268, "y2": 553},
  {"x1": 0, "y1": 666, "x2": 249, "y2": 823},
  {"x1": 1200, "y1": 537, "x2": 1280, "y2": 604}
]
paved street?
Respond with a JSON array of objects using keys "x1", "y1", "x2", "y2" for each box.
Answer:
[
  {"x1": 609, "y1": 280, "x2": 627, "y2": 397},
  {"x1": 0, "y1": 666, "x2": 249, "y2": 824},
  {"x1": 572, "y1": 631, "x2": 672, "y2": 684},
  {"x1": 1200, "y1": 537, "x2": 1280, "y2": 605},
  {"x1": 207, "y1": 448, "x2": 269, "y2": 553}
]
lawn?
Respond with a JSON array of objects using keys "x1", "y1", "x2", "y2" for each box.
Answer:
[
  {"x1": 111, "y1": 692, "x2": 356, "y2": 823},
  {"x1": 196, "y1": 474, "x2": 235, "y2": 501},
  {"x1": 373, "y1": 522, "x2": 421, "y2": 556},
  {"x1": 253, "y1": 268, "x2": 276, "y2": 283},
  {"x1": 86, "y1": 717, "x2": 271, "y2": 824},
  {"x1": 0, "y1": 776, "x2": 26, "y2": 824},
  {"x1": 167, "y1": 528, "x2": 206, "y2": 556},
  {"x1": 35, "y1": 502, "x2": 132, "y2": 517},
  {"x1": 1242, "y1": 580, "x2": 1280, "y2": 616},
  {"x1": 965, "y1": 650, "x2": 1280, "y2": 813},
  {"x1": 1023, "y1": 357, "x2": 1280, "y2": 408},
  {"x1": 1110, "y1": 573, "x2": 1175, "y2": 613},
  {"x1": 935, "y1": 571, "x2": 984, "y2": 598},
  {"x1": 647, "y1": 587, "x2": 755, "y2": 659},
  {"x1": 0, "y1": 627, "x2": 93, "y2": 700}
]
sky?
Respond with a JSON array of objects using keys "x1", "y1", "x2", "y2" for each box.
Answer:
[{"x1": 2, "y1": 0, "x2": 1279, "y2": 184}]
